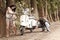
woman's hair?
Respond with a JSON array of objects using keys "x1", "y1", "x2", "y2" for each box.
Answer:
[{"x1": 9, "y1": 5, "x2": 16, "y2": 12}]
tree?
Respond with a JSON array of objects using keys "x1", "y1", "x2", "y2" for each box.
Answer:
[
  {"x1": 31, "y1": 0, "x2": 39, "y2": 20},
  {"x1": 0, "y1": 0, "x2": 6, "y2": 37},
  {"x1": 37, "y1": 0, "x2": 45, "y2": 17},
  {"x1": 6, "y1": 0, "x2": 15, "y2": 7},
  {"x1": 0, "y1": 0, "x2": 16, "y2": 37}
]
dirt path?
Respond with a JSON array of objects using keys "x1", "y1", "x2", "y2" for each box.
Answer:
[{"x1": 0, "y1": 21, "x2": 60, "y2": 40}]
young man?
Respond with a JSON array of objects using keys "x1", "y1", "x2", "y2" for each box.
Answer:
[
  {"x1": 39, "y1": 17, "x2": 50, "y2": 32},
  {"x1": 44, "y1": 17, "x2": 50, "y2": 32}
]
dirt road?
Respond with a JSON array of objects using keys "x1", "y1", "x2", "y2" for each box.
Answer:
[{"x1": 0, "y1": 21, "x2": 60, "y2": 40}]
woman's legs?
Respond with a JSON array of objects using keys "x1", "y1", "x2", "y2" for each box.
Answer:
[
  {"x1": 13, "y1": 26, "x2": 17, "y2": 35},
  {"x1": 13, "y1": 21, "x2": 17, "y2": 35},
  {"x1": 6, "y1": 19, "x2": 10, "y2": 37}
]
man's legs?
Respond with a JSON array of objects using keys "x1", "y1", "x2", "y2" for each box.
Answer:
[
  {"x1": 41, "y1": 26, "x2": 45, "y2": 32},
  {"x1": 45, "y1": 22, "x2": 50, "y2": 32},
  {"x1": 46, "y1": 26, "x2": 50, "y2": 32}
]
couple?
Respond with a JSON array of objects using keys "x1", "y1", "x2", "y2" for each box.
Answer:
[{"x1": 6, "y1": 5, "x2": 17, "y2": 37}]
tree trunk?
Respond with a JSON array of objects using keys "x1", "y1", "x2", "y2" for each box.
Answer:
[
  {"x1": 6, "y1": 0, "x2": 15, "y2": 7},
  {"x1": 49, "y1": 11, "x2": 53, "y2": 22},
  {"x1": 56, "y1": 7, "x2": 59, "y2": 21},
  {"x1": 0, "y1": 0, "x2": 6, "y2": 37},
  {"x1": 45, "y1": 0, "x2": 52, "y2": 22},
  {"x1": 26, "y1": 0, "x2": 31, "y2": 7},
  {"x1": 45, "y1": 0, "x2": 48, "y2": 18},
  {"x1": 42, "y1": 6, "x2": 45, "y2": 17},
  {"x1": 38, "y1": 0, "x2": 45, "y2": 17},
  {"x1": 54, "y1": 10, "x2": 57, "y2": 21},
  {"x1": 30, "y1": 0, "x2": 39, "y2": 20}
]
